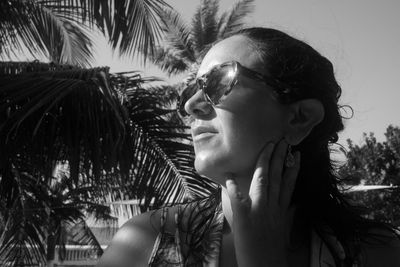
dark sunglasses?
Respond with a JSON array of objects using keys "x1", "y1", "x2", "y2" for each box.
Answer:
[{"x1": 177, "y1": 61, "x2": 287, "y2": 117}]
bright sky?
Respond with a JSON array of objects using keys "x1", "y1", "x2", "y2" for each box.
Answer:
[{"x1": 93, "y1": 0, "x2": 400, "y2": 147}]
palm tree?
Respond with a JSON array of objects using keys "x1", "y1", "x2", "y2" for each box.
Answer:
[
  {"x1": 149, "y1": 0, "x2": 255, "y2": 77},
  {"x1": 0, "y1": 1, "x2": 242, "y2": 264},
  {"x1": 0, "y1": 161, "x2": 112, "y2": 265},
  {"x1": 0, "y1": 0, "x2": 171, "y2": 66},
  {"x1": 0, "y1": 61, "x2": 217, "y2": 265}
]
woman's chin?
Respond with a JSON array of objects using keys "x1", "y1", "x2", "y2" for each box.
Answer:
[
  {"x1": 194, "y1": 159, "x2": 212, "y2": 176},
  {"x1": 194, "y1": 158, "x2": 229, "y2": 184}
]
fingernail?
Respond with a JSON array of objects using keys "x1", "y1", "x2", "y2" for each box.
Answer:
[
  {"x1": 225, "y1": 173, "x2": 236, "y2": 182},
  {"x1": 225, "y1": 177, "x2": 237, "y2": 185}
]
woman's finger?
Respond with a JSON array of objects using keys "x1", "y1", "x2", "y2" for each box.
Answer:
[
  {"x1": 226, "y1": 178, "x2": 251, "y2": 222},
  {"x1": 248, "y1": 142, "x2": 275, "y2": 209},
  {"x1": 268, "y1": 139, "x2": 288, "y2": 205},
  {"x1": 226, "y1": 178, "x2": 258, "y2": 267},
  {"x1": 280, "y1": 151, "x2": 300, "y2": 209}
]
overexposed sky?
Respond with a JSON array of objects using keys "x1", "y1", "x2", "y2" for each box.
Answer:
[{"x1": 93, "y1": 0, "x2": 400, "y2": 146}]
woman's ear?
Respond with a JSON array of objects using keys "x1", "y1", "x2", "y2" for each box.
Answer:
[{"x1": 285, "y1": 99, "x2": 325, "y2": 145}]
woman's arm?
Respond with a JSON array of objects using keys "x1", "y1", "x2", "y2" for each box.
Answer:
[{"x1": 96, "y1": 211, "x2": 160, "y2": 267}]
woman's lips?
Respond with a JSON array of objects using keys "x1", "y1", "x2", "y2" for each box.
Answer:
[
  {"x1": 193, "y1": 132, "x2": 216, "y2": 141},
  {"x1": 191, "y1": 125, "x2": 218, "y2": 141}
]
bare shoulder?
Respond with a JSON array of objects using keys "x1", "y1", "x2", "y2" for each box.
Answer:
[
  {"x1": 96, "y1": 206, "x2": 179, "y2": 267},
  {"x1": 359, "y1": 227, "x2": 400, "y2": 267}
]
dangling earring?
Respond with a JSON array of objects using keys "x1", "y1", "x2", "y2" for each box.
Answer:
[{"x1": 285, "y1": 144, "x2": 295, "y2": 167}]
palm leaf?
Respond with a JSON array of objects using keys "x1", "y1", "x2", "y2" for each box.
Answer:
[
  {"x1": 147, "y1": 6, "x2": 198, "y2": 74},
  {"x1": 41, "y1": 0, "x2": 171, "y2": 63},
  {"x1": 150, "y1": 46, "x2": 192, "y2": 75},
  {"x1": 115, "y1": 0, "x2": 169, "y2": 62},
  {"x1": 0, "y1": 61, "x2": 218, "y2": 264},
  {"x1": 30, "y1": 4, "x2": 94, "y2": 66},
  {"x1": 1, "y1": 0, "x2": 172, "y2": 65},
  {"x1": 0, "y1": 153, "x2": 113, "y2": 264},
  {"x1": 0, "y1": 0, "x2": 47, "y2": 60},
  {"x1": 191, "y1": 0, "x2": 219, "y2": 53},
  {"x1": 0, "y1": 167, "x2": 49, "y2": 266},
  {"x1": 146, "y1": 5, "x2": 201, "y2": 75},
  {"x1": 160, "y1": 8, "x2": 197, "y2": 65},
  {"x1": 217, "y1": 0, "x2": 254, "y2": 38},
  {"x1": 67, "y1": 219, "x2": 104, "y2": 259},
  {"x1": 0, "y1": 64, "x2": 127, "y2": 184},
  {"x1": 0, "y1": 0, "x2": 94, "y2": 66},
  {"x1": 0, "y1": 61, "x2": 216, "y2": 205},
  {"x1": 121, "y1": 86, "x2": 217, "y2": 205}
]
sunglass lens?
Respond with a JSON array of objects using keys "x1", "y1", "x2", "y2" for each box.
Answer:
[
  {"x1": 203, "y1": 65, "x2": 235, "y2": 105},
  {"x1": 177, "y1": 64, "x2": 236, "y2": 117},
  {"x1": 178, "y1": 82, "x2": 198, "y2": 117}
]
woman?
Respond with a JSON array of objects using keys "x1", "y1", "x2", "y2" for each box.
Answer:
[{"x1": 97, "y1": 27, "x2": 400, "y2": 266}]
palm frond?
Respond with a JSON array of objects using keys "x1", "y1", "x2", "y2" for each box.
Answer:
[
  {"x1": 1, "y1": 0, "x2": 172, "y2": 64},
  {"x1": 41, "y1": 0, "x2": 171, "y2": 63},
  {"x1": 191, "y1": 0, "x2": 220, "y2": 53},
  {"x1": 0, "y1": 0, "x2": 47, "y2": 60},
  {"x1": 160, "y1": 8, "x2": 197, "y2": 64},
  {"x1": 217, "y1": 0, "x2": 254, "y2": 38},
  {"x1": 0, "y1": 155, "x2": 110, "y2": 264},
  {"x1": 0, "y1": 61, "x2": 216, "y2": 205},
  {"x1": 108, "y1": 0, "x2": 169, "y2": 62},
  {"x1": 150, "y1": 46, "x2": 191, "y2": 75},
  {"x1": 0, "y1": 168, "x2": 49, "y2": 266},
  {"x1": 31, "y1": 5, "x2": 94, "y2": 66},
  {"x1": 0, "y1": 0, "x2": 94, "y2": 66},
  {"x1": 0, "y1": 62, "x2": 127, "y2": 184},
  {"x1": 0, "y1": 60, "x2": 219, "y2": 263},
  {"x1": 68, "y1": 219, "x2": 103, "y2": 259},
  {"x1": 121, "y1": 88, "x2": 191, "y2": 205},
  {"x1": 144, "y1": 84, "x2": 179, "y2": 109}
]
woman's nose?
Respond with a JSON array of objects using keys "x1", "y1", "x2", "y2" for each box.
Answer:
[{"x1": 184, "y1": 90, "x2": 214, "y2": 117}]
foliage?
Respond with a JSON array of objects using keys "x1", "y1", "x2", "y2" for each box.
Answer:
[
  {"x1": 0, "y1": 162, "x2": 108, "y2": 265},
  {"x1": 0, "y1": 0, "x2": 171, "y2": 66},
  {"x1": 0, "y1": 61, "x2": 217, "y2": 265},
  {"x1": 149, "y1": 0, "x2": 255, "y2": 77},
  {"x1": 0, "y1": 1, "x2": 222, "y2": 264},
  {"x1": 339, "y1": 125, "x2": 400, "y2": 226}
]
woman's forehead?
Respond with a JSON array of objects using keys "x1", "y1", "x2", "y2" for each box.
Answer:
[{"x1": 197, "y1": 36, "x2": 263, "y2": 77}]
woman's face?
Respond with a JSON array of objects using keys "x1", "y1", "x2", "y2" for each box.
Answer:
[{"x1": 184, "y1": 35, "x2": 289, "y2": 183}]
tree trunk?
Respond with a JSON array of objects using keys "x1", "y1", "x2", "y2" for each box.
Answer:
[{"x1": 46, "y1": 234, "x2": 56, "y2": 267}]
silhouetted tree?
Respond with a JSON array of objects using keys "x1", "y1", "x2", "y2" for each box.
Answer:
[{"x1": 339, "y1": 125, "x2": 400, "y2": 226}]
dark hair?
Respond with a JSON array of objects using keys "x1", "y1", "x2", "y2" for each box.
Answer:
[{"x1": 233, "y1": 27, "x2": 398, "y2": 266}]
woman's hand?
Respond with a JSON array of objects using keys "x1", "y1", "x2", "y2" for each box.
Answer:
[{"x1": 226, "y1": 139, "x2": 300, "y2": 267}]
